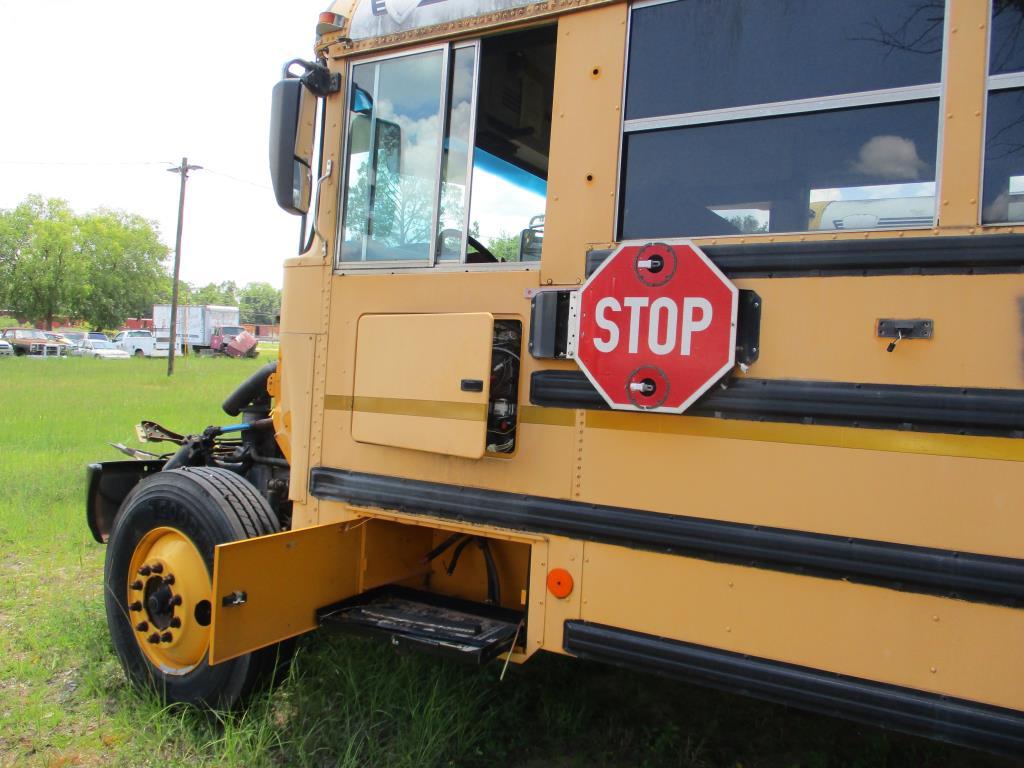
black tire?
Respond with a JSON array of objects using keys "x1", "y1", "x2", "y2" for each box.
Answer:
[
  {"x1": 134, "y1": 348, "x2": 144, "y2": 358},
  {"x1": 104, "y1": 467, "x2": 289, "y2": 708}
]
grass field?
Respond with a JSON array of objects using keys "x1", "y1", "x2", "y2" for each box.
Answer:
[{"x1": 0, "y1": 357, "x2": 1011, "y2": 767}]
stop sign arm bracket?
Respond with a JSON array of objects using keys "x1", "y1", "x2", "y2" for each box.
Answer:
[{"x1": 528, "y1": 287, "x2": 761, "y2": 368}]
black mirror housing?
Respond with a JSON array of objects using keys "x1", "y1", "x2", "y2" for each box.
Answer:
[{"x1": 269, "y1": 78, "x2": 314, "y2": 216}]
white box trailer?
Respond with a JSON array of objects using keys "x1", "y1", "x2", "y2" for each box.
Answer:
[{"x1": 152, "y1": 304, "x2": 240, "y2": 351}]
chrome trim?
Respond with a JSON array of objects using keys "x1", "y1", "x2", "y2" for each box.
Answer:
[
  {"x1": 979, "y1": 0, "x2": 994, "y2": 227},
  {"x1": 313, "y1": 159, "x2": 334, "y2": 257},
  {"x1": 986, "y1": 72, "x2": 1024, "y2": 91},
  {"x1": 336, "y1": 261, "x2": 539, "y2": 276},
  {"x1": 613, "y1": 0, "x2": 632, "y2": 241},
  {"x1": 428, "y1": 44, "x2": 452, "y2": 265},
  {"x1": 932, "y1": 0, "x2": 950, "y2": 230},
  {"x1": 622, "y1": 83, "x2": 942, "y2": 133},
  {"x1": 461, "y1": 41, "x2": 482, "y2": 264},
  {"x1": 335, "y1": 43, "x2": 448, "y2": 268}
]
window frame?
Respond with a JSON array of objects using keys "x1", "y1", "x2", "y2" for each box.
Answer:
[
  {"x1": 980, "y1": 0, "x2": 1024, "y2": 226},
  {"x1": 615, "y1": 0, "x2": 952, "y2": 241},
  {"x1": 333, "y1": 39, "x2": 541, "y2": 274}
]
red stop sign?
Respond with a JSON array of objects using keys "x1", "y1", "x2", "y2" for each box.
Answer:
[{"x1": 572, "y1": 240, "x2": 738, "y2": 413}]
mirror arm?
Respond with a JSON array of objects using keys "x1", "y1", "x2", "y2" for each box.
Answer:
[
  {"x1": 313, "y1": 159, "x2": 334, "y2": 257},
  {"x1": 282, "y1": 58, "x2": 341, "y2": 97}
]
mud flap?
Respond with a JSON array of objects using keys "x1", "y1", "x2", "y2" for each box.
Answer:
[{"x1": 209, "y1": 520, "x2": 362, "y2": 664}]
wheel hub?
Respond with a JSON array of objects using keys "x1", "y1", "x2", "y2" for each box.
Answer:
[{"x1": 126, "y1": 527, "x2": 211, "y2": 674}]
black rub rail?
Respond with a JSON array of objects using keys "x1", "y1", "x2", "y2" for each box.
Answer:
[
  {"x1": 530, "y1": 370, "x2": 1024, "y2": 438},
  {"x1": 563, "y1": 621, "x2": 1024, "y2": 757}
]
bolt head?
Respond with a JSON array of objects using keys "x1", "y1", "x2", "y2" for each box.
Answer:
[
  {"x1": 169, "y1": 617, "x2": 181, "y2": 628},
  {"x1": 170, "y1": 594, "x2": 182, "y2": 607},
  {"x1": 129, "y1": 601, "x2": 143, "y2": 612},
  {"x1": 147, "y1": 633, "x2": 161, "y2": 644},
  {"x1": 138, "y1": 566, "x2": 151, "y2": 576},
  {"x1": 150, "y1": 563, "x2": 164, "y2": 574},
  {"x1": 164, "y1": 574, "x2": 175, "y2": 586},
  {"x1": 130, "y1": 580, "x2": 143, "y2": 591},
  {"x1": 160, "y1": 632, "x2": 173, "y2": 643},
  {"x1": 135, "y1": 621, "x2": 149, "y2": 632}
]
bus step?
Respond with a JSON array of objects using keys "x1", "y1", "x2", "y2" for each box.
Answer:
[{"x1": 317, "y1": 586, "x2": 522, "y2": 664}]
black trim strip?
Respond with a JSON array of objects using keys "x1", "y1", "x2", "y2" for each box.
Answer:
[
  {"x1": 563, "y1": 621, "x2": 1024, "y2": 756},
  {"x1": 309, "y1": 468, "x2": 1024, "y2": 607},
  {"x1": 586, "y1": 234, "x2": 1024, "y2": 279},
  {"x1": 530, "y1": 371, "x2": 1024, "y2": 438}
]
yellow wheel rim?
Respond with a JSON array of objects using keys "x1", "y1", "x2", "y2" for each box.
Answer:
[{"x1": 126, "y1": 527, "x2": 212, "y2": 675}]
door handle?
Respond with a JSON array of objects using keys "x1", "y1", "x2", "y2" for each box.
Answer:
[{"x1": 460, "y1": 379, "x2": 484, "y2": 393}]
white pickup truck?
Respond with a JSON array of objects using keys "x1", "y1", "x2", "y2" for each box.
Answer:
[{"x1": 111, "y1": 330, "x2": 177, "y2": 358}]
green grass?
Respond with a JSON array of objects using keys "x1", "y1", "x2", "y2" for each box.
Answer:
[{"x1": 0, "y1": 358, "x2": 1012, "y2": 767}]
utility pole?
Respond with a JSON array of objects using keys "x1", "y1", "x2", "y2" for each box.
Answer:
[{"x1": 166, "y1": 157, "x2": 202, "y2": 376}]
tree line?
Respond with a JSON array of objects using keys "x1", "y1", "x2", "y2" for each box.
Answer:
[{"x1": 0, "y1": 196, "x2": 281, "y2": 330}]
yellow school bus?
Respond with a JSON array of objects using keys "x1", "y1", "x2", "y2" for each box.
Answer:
[{"x1": 87, "y1": 0, "x2": 1024, "y2": 754}]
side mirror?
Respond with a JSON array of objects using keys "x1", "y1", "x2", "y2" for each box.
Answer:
[{"x1": 269, "y1": 78, "x2": 316, "y2": 215}]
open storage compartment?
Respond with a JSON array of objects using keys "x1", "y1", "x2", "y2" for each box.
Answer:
[{"x1": 318, "y1": 517, "x2": 534, "y2": 662}]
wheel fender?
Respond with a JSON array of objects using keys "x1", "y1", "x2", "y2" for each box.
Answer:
[{"x1": 86, "y1": 460, "x2": 166, "y2": 543}]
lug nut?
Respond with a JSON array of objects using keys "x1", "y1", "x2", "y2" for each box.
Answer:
[
  {"x1": 130, "y1": 580, "x2": 144, "y2": 591},
  {"x1": 150, "y1": 563, "x2": 163, "y2": 574},
  {"x1": 169, "y1": 617, "x2": 181, "y2": 628},
  {"x1": 138, "y1": 565, "x2": 151, "y2": 576},
  {"x1": 164, "y1": 574, "x2": 175, "y2": 585},
  {"x1": 160, "y1": 632, "x2": 173, "y2": 643},
  {"x1": 135, "y1": 621, "x2": 149, "y2": 632},
  {"x1": 147, "y1": 633, "x2": 161, "y2": 644},
  {"x1": 170, "y1": 595, "x2": 182, "y2": 607},
  {"x1": 129, "y1": 601, "x2": 142, "y2": 612}
]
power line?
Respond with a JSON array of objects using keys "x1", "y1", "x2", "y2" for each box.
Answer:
[
  {"x1": 202, "y1": 168, "x2": 271, "y2": 191},
  {"x1": 0, "y1": 159, "x2": 175, "y2": 167}
]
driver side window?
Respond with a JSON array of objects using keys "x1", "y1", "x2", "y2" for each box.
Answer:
[{"x1": 338, "y1": 26, "x2": 555, "y2": 267}]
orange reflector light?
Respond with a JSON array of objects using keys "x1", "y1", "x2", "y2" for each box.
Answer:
[
  {"x1": 317, "y1": 11, "x2": 346, "y2": 36},
  {"x1": 546, "y1": 568, "x2": 574, "y2": 599}
]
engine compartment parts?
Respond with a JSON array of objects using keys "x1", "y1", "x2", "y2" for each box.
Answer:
[{"x1": 487, "y1": 320, "x2": 522, "y2": 454}]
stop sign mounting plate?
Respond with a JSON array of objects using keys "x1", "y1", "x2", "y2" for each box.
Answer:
[{"x1": 569, "y1": 239, "x2": 738, "y2": 414}]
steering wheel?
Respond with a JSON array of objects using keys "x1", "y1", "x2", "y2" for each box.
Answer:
[{"x1": 437, "y1": 229, "x2": 499, "y2": 263}]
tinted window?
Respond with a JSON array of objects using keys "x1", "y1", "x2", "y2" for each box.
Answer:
[
  {"x1": 626, "y1": 0, "x2": 944, "y2": 120},
  {"x1": 620, "y1": 100, "x2": 939, "y2": 238},
  {"x1": 991, "y1": 1, "x2": 1024, "y2": 75},
  {"x1": 982, "y1": 88, "x2": 1024, "y2": 223}
]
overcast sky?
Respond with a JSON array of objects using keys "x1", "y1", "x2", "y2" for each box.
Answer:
[{"x1": 0, "y1": 0, "x2": 330, "y2": 289}]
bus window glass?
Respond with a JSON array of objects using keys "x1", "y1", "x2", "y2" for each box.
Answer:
[
  {"x1": 982, "y1": 89, "x2": 1024, "y2": 224},
  {"x1": 340, "y1": 49, "x2": 444, "y2": 263},
  {"x1": 621, "y1": 101, "x2": 939, "y2": 239},
  {"x1": 626, "y1": 0, "x2": 944, "y2": 120},
  {"x1": 990, "y1": 1, "x2": 1024, "y2": 75},
  {"x1": 466, "y1": 26, "x2": 555, "y2": 262}
]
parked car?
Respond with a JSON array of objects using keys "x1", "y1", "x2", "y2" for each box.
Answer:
[
  {"x1": 86, "y1": 331, "x2": 111, "y2": 343},
  {"x1": 0, "y1": 338, "x2": 13, "y2": 356},
  {"x1": 1, "y1": 328, "x2": 62, "y2": 356},
  {"x1": 77, "y1": 339, "x2": 130, "y2": 359},
  {"x1": 111, "y1": 329, "x2": 176, "y2": 358},
  {"x1": 44, "y1": 332, "x2": 75, "y2": 354},
  {"x1": 61, "y1": 331, "x2": 86, "y2": 345}
]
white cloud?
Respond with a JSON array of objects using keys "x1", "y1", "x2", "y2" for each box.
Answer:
[{"x1": 852, "y1": 135, "x2": 929, "y2": 180}]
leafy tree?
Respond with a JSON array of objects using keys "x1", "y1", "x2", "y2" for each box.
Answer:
[
  {"x1": 239, "y1": 282, "x2": 281, "y2": 325},
  {"x1": 484, "y1": 231, "x2": 521, "y2": 262},
  {"x1": 1, "y1": 196, "x2": 87, "y2": 329},
  {"x1": 0, "y1": 196, "x2": 170, "y2": 330},
  {"x1": 76, "y1": 209, "x2": 169, "y2": 329},
  {"x1": 192, "y1": 280, "x2": 239, "y2": 307}
]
